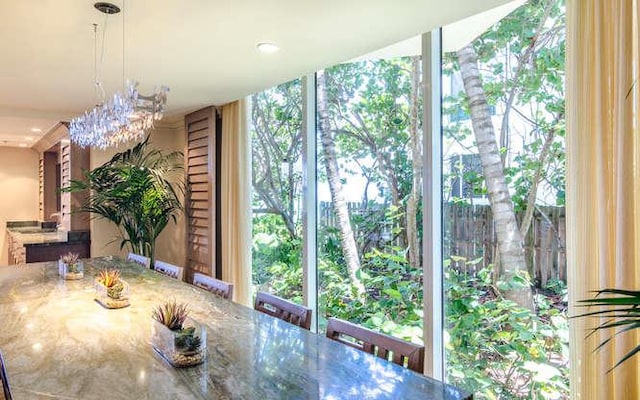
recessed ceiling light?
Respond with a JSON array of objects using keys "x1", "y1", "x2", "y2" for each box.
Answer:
[
  {"x1": 25, "y1": 136, "x2": 34, "y2": 141},
  {"x1": 256, "y1": 42, "x2": 280, "y2": 54},
  {"x1": 19, "y1": 143, "x2": 28, "y2": 148},
  {"x1": 30, "y1": 128, "x2": 42, "y2": 133}
]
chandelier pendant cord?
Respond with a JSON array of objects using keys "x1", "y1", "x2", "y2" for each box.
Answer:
[
  {"x1": 122, "y1": 0, "x2": 125, "y2": 93},
  {"x1": 93, "y1": 14, "x2": 108, "y2": 105}
]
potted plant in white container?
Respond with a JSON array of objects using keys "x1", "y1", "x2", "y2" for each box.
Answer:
[
  {"x1": 58, "y1": 252, "x2": 84, "y2": 280},
  {"x1": 95, "y1": 268, "x2": 130, "y2": 309},
  {"x1": 151, "y1": 300, "x2": 207, "y2": 367}
]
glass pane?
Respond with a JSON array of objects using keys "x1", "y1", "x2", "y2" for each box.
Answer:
[
  {"x1": 250, "y1": 79, "x2": 304, "y2": 303},
  {"x1": 442, "y1": 1, "x2": 568, "y2": 398},
  {"x1": 317, "y1": 57, "x2": 424, "y2": 344}
]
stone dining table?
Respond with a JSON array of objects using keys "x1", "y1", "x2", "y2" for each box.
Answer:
[{"x1": 0, "y1": 257, "x2": 471, "y2": 400}]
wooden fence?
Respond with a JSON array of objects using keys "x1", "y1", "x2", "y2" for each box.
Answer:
[
  {"x1": 444, "y1": 204, "x2": 566, "y2": 287},
  {"x1": 319, "y1": 202, "x2": 566, "y2": 286}
]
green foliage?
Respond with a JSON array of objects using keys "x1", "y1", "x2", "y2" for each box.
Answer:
[
  {"x1": 152, "y1": 300, "x2": 190, "y2": 331},
  {"x1": 252, "y1": 214, "x2": 303, "y2": 301},
  {"x1": 175, "y1": 326, "x2": 202, "y2": 352},
  {"x1": 64, "y1": 137, "x2": 184, "y2": 264},
  {"x1": 443, "y1": 0, "x2": 566, "y2": 209},
  {"x1": 576, "y1": 289, "x2": 640, "y2": 371},
  {"x1": 319, "y1": 219, "x2": 423, "y2": 342},
  {"x1": 446, "y1": 266, "x2": 568, "y2": 399}
]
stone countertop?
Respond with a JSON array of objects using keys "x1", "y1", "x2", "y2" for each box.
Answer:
[
  {"x1": 0, "y1": 258, "x2": 471, "y2": 400},
  {"x1": 6, "y1": 229, "x2": 68, "y2": 245}
]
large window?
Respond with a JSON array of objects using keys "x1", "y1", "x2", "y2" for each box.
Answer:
[
  {"x1": 249, "y1": 2, "x2": 569, "y2": 398},
  {"x1": 317, "y1": 58, "x2": 423, "y2": 340},
  {"x1": 442, "y1": 1, "x2": 568, "y2": 398},
  {"x1": 251, "y1": 79, "x2": 304, "y2": 303}
]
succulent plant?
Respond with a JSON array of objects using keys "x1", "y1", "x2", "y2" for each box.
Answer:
[
  {"x1": 152, "y1": 300, "x2": 189, "y2": 331},
  {"x1": 174, "y1": 326, "x2": 202, "y2": 352},
  {"x1": 60, "y1": 252, "x2": 80, "y2": 272},
  {"x1": 97, "y1": 268, "x2": 121, "y2": 288},
  {"x1": 106, "y1": 281, "x2": 125, "y2": 299}
]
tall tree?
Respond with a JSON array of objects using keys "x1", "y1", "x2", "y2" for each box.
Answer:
[
  {"x1": 251, "y1": 81, "x2": 303, "y2": 239},
  {"x1": 457, "y1": 45, "x2": 532, "y2": 309},
  {"x1": 452, "y1": 0, "x2": 565, "y2": 308},
  {"x1": 317, "y1": 69, "x2": 365, "y2": 295},
  {"x1": 406, "y1": 56, "x2": 422, "y2": 271}
]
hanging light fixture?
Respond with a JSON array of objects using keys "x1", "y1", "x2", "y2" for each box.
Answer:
[{"x1": 69, "y1": 2, "x2": 169, "y2": 149}]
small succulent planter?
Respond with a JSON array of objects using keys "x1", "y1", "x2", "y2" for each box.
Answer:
[
  {"x1": 58, "y1": 252, "x2": 84, "y2": 280},
  {"x1": 94, "y1": 268, "x2": 130, "y2": 309},
  {"x1": 151, "y1": 300, "x2": 207, "y2": 368},
  {"x1": 58, "y1": 260, "x2": 84, "y2": 280},
  {"x1": 151, "y1": 317, "x2": 207, "y2": 368}
]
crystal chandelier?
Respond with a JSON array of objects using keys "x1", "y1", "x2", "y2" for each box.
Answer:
[
  {"x1": 69, "y1": 2, "x2": 169, "y2": 149},
  {"x1": 70, "y1": 81, "x2": 168, "y2": 149}
]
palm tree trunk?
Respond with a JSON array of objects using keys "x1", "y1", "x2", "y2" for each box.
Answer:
[
  {"x1": 406, "y1": 56, "x2": 422, "y2": 272},
  {"x1": 317, "y1": 70, "x2": 365, "y2": 296},
  {"x1": 457, "y1": 45, "x2": 533, "y2": 310}
]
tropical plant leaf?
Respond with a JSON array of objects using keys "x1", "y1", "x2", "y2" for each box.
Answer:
[
  {"x1": 576, "y1": 288, "x2": 640, "y2": 371},
  {"x1": 63, "y1": 135, "x2": 184, "y2": 263}
]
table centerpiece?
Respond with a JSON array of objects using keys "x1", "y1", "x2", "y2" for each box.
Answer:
[
  {"x1": 151, "y1": 300, "x2": 207, "y2": 367},
  {"x1": 58, "y1": 252, "x2": 84, "y2": 280},
  {"x1": 95, "y1": 268, "x2": 130, "y2": 309}
]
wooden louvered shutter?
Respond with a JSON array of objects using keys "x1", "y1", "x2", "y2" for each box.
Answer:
[{"x1": 184, "y1": 107, "x2": 217, "y2": 282}]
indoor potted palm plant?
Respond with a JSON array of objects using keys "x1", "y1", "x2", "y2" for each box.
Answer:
[
  {"x1": 63, "y1": 136, "x2": 184, "y2": 267},
  {"x1": 151, "y1": 300, "x2": 206, "y2": 367}
]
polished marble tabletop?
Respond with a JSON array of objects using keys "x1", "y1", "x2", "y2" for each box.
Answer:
[{"x1": 0, "y1": 257, "x2": 471, "y2": 400}]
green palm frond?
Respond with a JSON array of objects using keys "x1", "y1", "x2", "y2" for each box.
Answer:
[
  {"x1": 575, "y1": 288, "x2": 640, "y2": 371},
  {"x1": 62, "y1": 135, "x2": 184, "y2": 264}
]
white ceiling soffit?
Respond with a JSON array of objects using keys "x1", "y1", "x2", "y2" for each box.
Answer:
[
  {"x1": 0, "y1": 0, "x2": 515, "y2": 132},
  {"x1": 0, "y1": 117, "x2": 59, "y2": 148},
  {"x1": 352, "y1": 0, "x2": 524, "y2": 61}
]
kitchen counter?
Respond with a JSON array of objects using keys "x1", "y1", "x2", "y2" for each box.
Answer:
[
  {"x1": 6, "y1": 221, "x2": 89, "y2": 264},
  {"x1": 7, "y1": 228, "x2": 68, "y2": 245}
]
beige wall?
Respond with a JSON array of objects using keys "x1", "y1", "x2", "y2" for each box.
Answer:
[
  {"x1": 90, "y1": 124, "x2": 186, "y2": 267},
  {"x1": 0, "y1": 148, "x2": 40, "y2": 265}
]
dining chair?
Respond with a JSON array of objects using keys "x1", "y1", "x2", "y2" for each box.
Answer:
[
  {"x1": 153, "y1": 260, "x2": 185, "y2": 281},
  {"x1": 326, "y1": 317, "x2": 425, "y2": 373},
  {"x1": 192, "y1": 272, "x2": 234, "y2": 300},
  {"x1": 0, "y1": 351, "x2": 13, "y2": 400},
  {"x1": 254, "y1": 291, "x2": 312, "y2": 330},
  {"x1": 127, "y1": 252, "x2": 151, "y2": 268}
]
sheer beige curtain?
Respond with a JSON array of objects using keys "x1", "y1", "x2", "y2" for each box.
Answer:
[
  {"x1": 567, "y1": 0, "x2": 640, "y2": 398},
  {"x1": 221, "y1": 99, "x2": 252, "y2": 306}
]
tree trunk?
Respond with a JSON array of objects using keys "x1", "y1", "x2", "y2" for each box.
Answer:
[
  {"x1": 518, "y1": 112, "x2": 562, "y2": 238},
  {"x1": 406, "y1": 56, "x2": 422, "y2": 272},
  {"x1": 317, "y1": 70, "x2": 365, "y2": 296},
  {"x1": 457, "y1": 45, "x2": 533, "y2": 310}
]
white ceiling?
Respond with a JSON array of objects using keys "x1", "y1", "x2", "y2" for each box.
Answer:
[{"x1": 0, "y1": 0, "x2": 514, "y2": 146}]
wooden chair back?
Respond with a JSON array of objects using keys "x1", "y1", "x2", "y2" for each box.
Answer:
[
  {"x1": 192, "y1": 273, "x2": 234, "y2": 300},
  {"x1": 0, "y1": 351, "x2": 12, "y2": 400},
  {"x1": 326, "y1": 317, "x2": 424, "y2": 373},
  {"x1": 254, "y1": 291, "x2": 312, "y2": 330},
  {"x1": 127, "y1": 253, "x2": 150, "y2": 268},
  {"x1": 153, "y1": 260, "x2": 184, "y2": 281}
]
